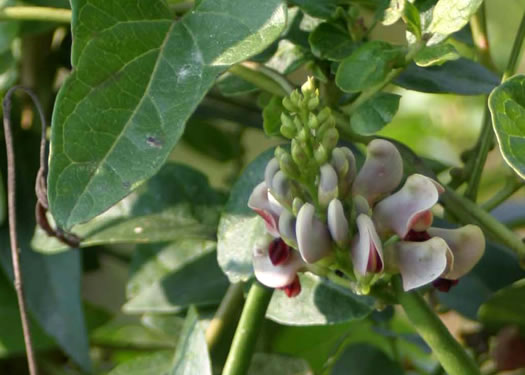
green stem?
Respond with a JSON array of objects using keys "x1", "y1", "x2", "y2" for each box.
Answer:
[
  {"x1": 503, "y1": 12, "x2": 525, "y2": 81},
  {"x1": 481, "y1": 178, "x2": 523, "y2": 211},
  {"x1": 228, "y1": 63, "x2": 293, "y2": 97},
  {"x1": 0, "y1": 6, "x2": 71, "y2": 23},
  {"x1": 442, "y1": 187, "x2": 525, "y2": 261},
  {"x1": 469, "y1": 3, "x2": 497, "y2": 72},
  {"x1": 222, "y1": 281, "x2": 273, "y2": 375},
  {"x1": 205, "y1": 283, "x2": 245, "y2": 352},
  {"x1": 393, "y1": 276, "x2": 481, "y2": 375}
]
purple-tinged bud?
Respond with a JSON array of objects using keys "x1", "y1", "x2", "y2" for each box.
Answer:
[
  {"x1": 353, "y1": 139, "x2": 403, "y2": 205},
  {"x1": 318, "y1": 164, "x2": 339, "y2": 208},
  {"x1": 279, "y1": 210, "x2": 298, "y2": 248},
  {"x1": 296, "y1": 203, "x2": 332, "y2": 263},
  {"x1": 327, "y1": 199, "x2": 350, "y2": 247},
  {"x1": 352, "y1": 214, "x2": 384, "y2": 276},
  {"x1": 271, "y1": 171, "x2": 293, "y2": 206},
  {"x1": 264, "y1": 158, "x2": 280, "y2": 189}
]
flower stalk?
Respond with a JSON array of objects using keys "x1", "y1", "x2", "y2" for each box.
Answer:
[{"x1": 393, "y1": 276, "x2": 481, "y2": 375}]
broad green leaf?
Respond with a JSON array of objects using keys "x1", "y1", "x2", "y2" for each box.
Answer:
[
  {"x1": 48, "y1": 0, "x2": 286, "y2": 229},
  {"x1": 0, "y1": 130, "x2": 90, "y2": 370},
  {"x1": 171, "y1": 307, "x2": 212, "y2": 375},
  {"x1": 249, "y1": 353, "x2": 312, "y2": 375},
  {"x1": 414, "y1": 43, "x2": 460, "y2": 67},
  {"x1": 183, "y1": 119, "x2": 243, "y2": 162},
  {"x1": 350, "y1": 93, "x2": 401, "y2": 135},
  {"x1": 403, "y1": 1, "x2": 422, "y2": 41},
  {"x1": 478, "y1": 279, "x2": 525, "y2": 332},
  {"x1": 217, "y1": 73, "x2": 258, "y2": 96},
  {"x1": 489, "y1": 75, "x2": 525, "y2": 179},
  {"x1": 289, "y1": 0, "x2": 339, "y2": 18},
  {"x1": 331, "y1": 344, "x2": 404, "y2": 375},
  {"x1": 217, "y1": 147, "x2": 275, "y2": 283},
  {"x1": 126, "y1": 238, "x2": 216, "y2": 299},
  {"x1": 336, "y1": 41, "x2": 405, "y2": 93},
  {"x1": 427, "y1": 0, "x2": 483, "y2": 45},
  {"x1": 382, "y1": 0, "x2": 406, "y2": 26},
  {"x1": 141, "y1": 314, "x2": 185, "y2": 338},
  {"x1": 263, "y1": 96, "x2": 286, "y2": 136},
  {"x1": 33, "y1": 163, "x2": 224, "y2": 253},
  {"x1": 123, "y1": 251, "x2": 229, "y2": 314},
  {"x1": 0, "y1": 273, "x2": 55, "y2": 357},
  {"x1": 395, "y1": 58, "x2": 499, "y2": 94},
  {"x1": 108, "y1": 351, "x2": 173, "y2": 375},
  {"x1": 267, "y1": 274, "x2": 374, "y2": 325},
  {"x1": 308, "y1": 22, "x2": 354, "y2": 61}
]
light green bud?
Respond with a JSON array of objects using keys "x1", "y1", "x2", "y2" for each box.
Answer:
[
  {"x1": 293, "y1": 116, "x2": 303, "y2": 131},
  {"x1": 280, "y1": 121, "x2": 296, "y2": 139},
  {"x1": 307, "y1": 95, "x2": 320, "y2": 111},
  {"x1": 297, "y1": 128, "x2": 309, "y2": 143},
  {"x1": 292, "y1": 197, "x2": 304, "y2": 217},
  {"x1": 314, "y1": 144, "x2": 329, "y2": 165},
  {"x1": 317, "y1": 107, "x2": 332, "y2": 123},
  {"x1": 307, "y1": 112, "x2": 319, "y2": 129},
  {"x1": 277, "y1": 151, "x2": 300, "y2": 179},
  {"x1": 282, "y1": 96, "x2": 297, "y2": 113},
  {"x1": 322, "y1": 128, "x2": 339, "y2": 152},
  {"x1": 291, "y1": 139, "x2": 308, "y2": 166},
  {"x1": 290, "y1": 90, "x2": 302, "y2": 106}
]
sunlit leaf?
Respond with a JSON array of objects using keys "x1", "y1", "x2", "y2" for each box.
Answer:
[
  {"x1": 489, "y1": 75, "x2": 525, "y2": 179},
  {"x1": 414, "y1": 43, "x2": 460, "y2": 67},
  {"x1": 48, "y1": 0, "x2": 286, "y2": 229},
  {"x1": 427, "y1": 0, "x2": 483, "y2": 45}
]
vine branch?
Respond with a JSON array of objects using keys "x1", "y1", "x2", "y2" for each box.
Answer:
[
  {"x1": 0, "y1": 6, "x2": 71, "y2": 23},
  {"x1": 3, "y1": 87, "x2": 39, "y2": 375}
]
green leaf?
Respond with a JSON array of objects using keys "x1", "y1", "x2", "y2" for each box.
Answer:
[
  {"x1": 183, "y1": 119, "x2": 243, "y2": 162},
  {"x1": 123, "y1": 251, "x2": 229, "y2": 314},
  {"x1": 217, "y1": 73, "x2": 258, "y2": 96},
  {"x1": 171, "y1": 306, "x2": 212, "y2": 375},
  {"x1": 427, "y1": 0, "x2": 483, "y2": 45},
  {"x1": 108, "y1": 351, "x2": 173, "y2": 375},
  {"x1": 479, "y1": 279, "x2": 525, "y2": 332},
  {"x1": 48, "y1": 0, "x2": 286, "y2": 229},
  {"x1": 395, "y1": 58, "x2": 499, "y2": 94},
  {"x1": 0, "y1": 130, "x2": 90, "y2": 371},
  {"x1": 217, "y1": 148, "x2": 275, "y2": 283},
  {"x1": 382, "y1": 0, "x2": 406, "y2": 26},
  {"x1": 308, "y1": 22, "x2": 354, "y2": 61},
  {"x1": 331, "y1": 344, "x2": 404, "y2": 375},
  {"x1": 289, "y1": 0, "x2": 339, "y2": 18},
  {"x1": 403, "y1": 1, "x2": 422, "y2": 41},
  {"x1": 263, "y1": 96, "x2": 286, "y2": 137},
  {"x1": 126, "y1": 238, "x2": 216, "y2": 299},
  {"x1": 267, "y1": 274, "x2": 374, "y2": 325},
  {"x1": 33, "y1": 163, "x2": 224, "y2": 253},
  {"x1": 92, "y1": 320, "x2": 176, "y2": 350},
  {"x1": 249, "y1": 353, "x2": 312, "y2": 375},
  {"x1": 336, "y1": 41, "x2": 405, "y2": 93},
  {"x1": 350, "y1": 93, "x2": 401, "y2": 135},
  {"x1": 414, "y1": 43, "x2": 460, "y2": 67},
  {"x1": 489, "y1": 75, "x2": 525, "y2": 179}
]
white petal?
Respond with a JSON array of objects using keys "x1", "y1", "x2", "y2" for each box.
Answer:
[
  {"x1": 253, "y1": 235, "x2": 304, "y2": 288},
  {"x1": 352, "y1": 214, "x2": 384, "y2": 275},
  {"x1": 248, "y1": 182, "x2": 280, "y2": 237},
  {"x1": 395, "y1": 237, "x2": 452, "y2": 291},
  {"x1": 296, "y1": 203, "x2": 332, "y2": 263},
  {"x1": 331, "y1": 147, "x2": 357, "y2": 197},
  {"x1": 279, "y1": 209, "x2": 297, "y2": 248},
  {"x1": 265, "y1": 158, "x2": 280, "y2": 188},
  {"x1": 353, "y1": 139, "x2": 403, "y2": 205},
  {"x1": 428, "y1": 225, "x2": 485, "y2": 280},
  {"x1": 373, "y1": 174, "x2": 443, "y2": 238},
  {"x1": 327, "y1": 199, "x2": 349, "y2": 247}
]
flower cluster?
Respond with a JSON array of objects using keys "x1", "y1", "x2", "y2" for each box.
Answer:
[{"x1": 248, "y1": 78, "x2": 485, "y2": 297}]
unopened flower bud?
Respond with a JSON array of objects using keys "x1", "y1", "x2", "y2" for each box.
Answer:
[
  {"x1": 307, "y1": 112, "x2": 319, "y2": 129},
  {"x1": 290, "y1": 90, "x2": 302, "y2": 106},
  {"x1": 307, "y1": 95, "x2": 320, "y2": 111},
  {"x1": 317, "y1": 107, "x2": 332, "y2": 124},
  {"x1": 291, "y1": 139, "x2": 308, "y2": 166},
  {"x1": 314, "y1": 144, "x2": 329, "y2": 165},
  {"x1": 292, "y1": 197, "x2": 304, "y2": 216},
  {"x1": 271, "y1": 170, "x2": 292, "y2": 205},
  {"x1": 297, "y1": 128, "x2": 308, "y2": 143},
  {"x1": 280, "y1": 114, "x2": 297, "y2": 139},
  {"x1": 264, "y1": 158, "x2": 280, "y2": 189},
  {"x1": 301, "y1": 77, "x2": 316, "y2": 97},
  {"x1": 279, "y1": 210, "x2": 298, "y2": 248},
  {"x1": 331, "y1": 147, "x2": 357, "y2": 198},
  {"x1": 277, "y1": 150, "x2": 300, "y2": 179},
  {"x1": 318, "y1": 164, "x2": 339, "y2": 208},
  {"x1": 282, "y1": 96, "x2": 298, "y2": 113},
  {"x1": 321, "y1": 128, "x2": 339, "y2": 152},
  {"x1": 296, "y1": 203, "x2": 332, "y2": 263},
  {"x1": 327, "y1": 199, "x2": 350, "y2": 247}
]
